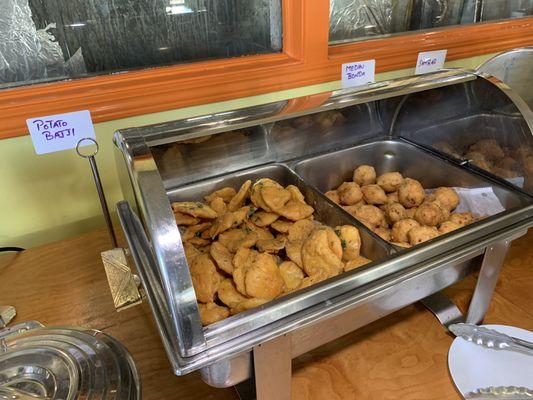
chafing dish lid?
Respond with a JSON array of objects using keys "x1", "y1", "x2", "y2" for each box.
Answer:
[{"x1": 0, "y1": 322, "x2": 140, "y2": 400}]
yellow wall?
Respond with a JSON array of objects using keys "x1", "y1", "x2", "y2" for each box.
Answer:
[{"x1": 0, "y1": 54, "x2": 495, "y2": 249}]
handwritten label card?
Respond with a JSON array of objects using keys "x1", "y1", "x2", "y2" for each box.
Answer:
[
  {"x1": 341, "y1": 60, "x2": 376, "y2": 89},
  {"x1": 26, "y1": 110, "x2": 96, "y2": 155},
  {"x1": 415, "y1": 50, "x2": 447, "y2": 75}
]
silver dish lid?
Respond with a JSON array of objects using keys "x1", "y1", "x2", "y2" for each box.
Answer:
[{"x1": 0, "y1": 321, "x2": 141, "y2": 400}]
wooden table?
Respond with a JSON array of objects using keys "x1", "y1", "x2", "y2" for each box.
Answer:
[{"x1": 1, "y1": 228, "x2": 532, "y2": 400}]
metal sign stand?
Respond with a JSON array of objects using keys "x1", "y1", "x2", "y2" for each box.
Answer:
[{"x1": 76, "y1": 138, "x2": 143, "y2": 311}]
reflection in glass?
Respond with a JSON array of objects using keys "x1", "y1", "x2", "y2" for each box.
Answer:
[
  {"x1": 0, "y1": 0, "x2": 282, "y2": 88},
  {"x1": 329, "y1": 0, "x2": 532, "y2": 44}
]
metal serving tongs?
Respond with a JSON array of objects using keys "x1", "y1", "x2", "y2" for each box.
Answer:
[
  {"x1": 76, "y1": 138, "x2": 143, "y2": 312},
  {"x1": 465, "y1": 386, "x2": 533, "y2": 399},
  {"x1": 449, "y1": 323, "x2": 533, "y2": 356}
]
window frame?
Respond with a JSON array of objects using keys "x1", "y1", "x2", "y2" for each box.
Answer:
[{"x1": 0, "y1": 1, "x2": 531, "y2": 139}]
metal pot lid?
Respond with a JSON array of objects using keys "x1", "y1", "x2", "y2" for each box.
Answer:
[{"x1": 0, "y1": 321, "x2": 140, "y2": 400}]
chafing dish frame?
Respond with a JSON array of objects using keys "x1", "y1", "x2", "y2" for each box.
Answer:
[{"x1": 114, "y1": 69, "x2": 533, "y2": 399}]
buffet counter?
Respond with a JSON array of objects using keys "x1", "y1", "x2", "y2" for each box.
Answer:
[{"x1": 1, "y1": 227, "x2": 531, "y2": 399}]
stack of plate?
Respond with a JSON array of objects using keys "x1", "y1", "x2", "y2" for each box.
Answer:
[{"x1": 0, "y1": 321, "x2": 140, "y2": 400}]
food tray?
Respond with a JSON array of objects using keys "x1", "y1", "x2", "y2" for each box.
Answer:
[{"x1": 293, "y1": 139, "x2": 529, "y2": 219}]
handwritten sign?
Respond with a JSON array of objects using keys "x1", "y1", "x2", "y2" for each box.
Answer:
[
  {"x1": 341, "y1": 60, "x2": 375, "y2": 89},
  {"x1": 27, "y1": 110, "x2": 96, "y2": 155},
  {"x1": 415, "y1": 50, "x2": 447, "y2": 75}
]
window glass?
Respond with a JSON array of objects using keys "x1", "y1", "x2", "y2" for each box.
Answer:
[
  {"x1": 0, "y1": 0, "x2": 282, "y2": 88},
  {"x1": 329, "y1": 0, "x2": 532, "y2": 44}
]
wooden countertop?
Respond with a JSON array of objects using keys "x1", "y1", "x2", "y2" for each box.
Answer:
[{"x1": 1, "y1": 228, "x2": 532, "y2": 400}]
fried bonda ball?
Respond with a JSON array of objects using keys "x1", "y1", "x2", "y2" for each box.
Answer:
[
  {"x1": 383, "y1": 202, "x2": 406, "y2": 224},
  {"x1": 414, "y1": 201, "x2": 446, "y2": 227},
  {"x1": 465, "y1": 151, "x2": 492, "y2": 171},
  {"x1": 469, "y1": 139, "x2": 505, "y2": 161},
  {"x1": 449, "y1": 212, "x2": 473, "y2": 227},
  {"x1": 433, "y1": 141, "x2": 461, "y2": 158},
  {"x1": 386, "y1": 191, "x2": 399, "y2": 204},
  {"x1": 431, "y1": 187, "x2": 460, "y2": 211},
  {"x1": 198, "y1": 302, "x2": 230, "y2": 326},
  {"x1": 335, "y1": 225, "x2": 361, "y2": 261},
  {"x1": 398, "y1": 178, "x2": 425, "y2": 208},
  {"x1": 353, "y1": 165, "x2": 376, "y2": 186},
  {"x1": 391, "y1": 219, "x2": 420, "y2": 243},
  {"x1": 337, "y1": 182, "x2": 363, "y2": 205},
  {"x1": 361, "y1": 184, "x2": 387, "y2": 205},
  {"x1": 438, "y1": 220, "x2": 462, "y2": 234},
  {"x1": 408, "y1": 226, "x2": 438, "y2": 246},
  {"x1": 377, "y1": 172, "x2": 404, "y2": 193},
  {"x1": 354, "y1": 205, "x2": 386, "y2": 228},
  {"x1": 325, "y1": 190, "x2": 340, "y2": 204},
  {"x1": 373, "y1": 227, "x2": 391, "y2": 241}
]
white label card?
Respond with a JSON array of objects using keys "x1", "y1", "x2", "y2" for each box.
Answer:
[
  {"x1": 415, "y1": 50, "x2": 447, "y2": 75},
  {"x1": 27, "y1": 110, "x2": 96, "y2": 155},
  {"x1": 341, "y1": 60, "x2": 376, "y2": 89}
]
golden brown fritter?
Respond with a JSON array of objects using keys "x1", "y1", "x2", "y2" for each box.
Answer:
[
  {"x1": 285, "y1": 239, "x2": 304, "y2": 268},
  {"x1": 219, "y1": 228, "x2": 258, "y2": 252},
  {"x1": 243, "y1": 253, "x2": 284, "y2": 300},
  {"x1": 174, "y1": 212, "x2": 201, "y2": 226},
  {"x1": 302, "y1": 228, "x2": 343, "y2": 278},
  {"x1": 251, "y1": 211, "x2": 280, "y2": 227},
  {"x1": 287, "y1": 219, "x2": 319, "y2": 242},
  {"x1": 172, "y1": 201, "x2": 218, "y2": 219},
  {"x1": 210, "y1": 241, "x2": 234, "y2": 275},
  {"x1": 335, "y1": 225, "x2": 361, "y2": 261},
  {"x1": 256, "y1": 237, "x2": 287, "y2": 253},
  {"x1": 209, "y1": 197, "x2": 227, "y2": 215},
  {"x1": 270, "y1": 219, "x2": 293, "y2": 234},
  {"x1": 344, "y1": 256, "x2": 371, "y2": 272},
  {"x1": 279, "y1": 261, "x2": 305, "y2": 291},
  {"x1": 190, "y1": 254, "x2": 220, "y2": 303},
  {"x1": 227, "y1": 180, "x2": 252, "y2": 212},
  {"x1": 204, "y1": 187, "x2": 236, "y2": 203},
  {"x1": 198, "y1": 302, "x2": 230, "y2": 326}
]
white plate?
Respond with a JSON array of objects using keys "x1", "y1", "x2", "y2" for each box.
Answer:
[{"x1": 448, "y1": 325, "x2": 533, "y2": 395}]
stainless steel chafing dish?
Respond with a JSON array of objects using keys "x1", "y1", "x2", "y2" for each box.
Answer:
[{"x1": 113, "y1": 69, "x2": 533, "y2": 399}]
